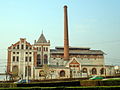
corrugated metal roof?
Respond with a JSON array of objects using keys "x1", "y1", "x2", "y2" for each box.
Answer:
[
  {"x1": 50, "y1": 49, "x2": 104, "y2": 55},
  {"x1": 55, "y1": 46, "x2": 90, "y2": 50}
]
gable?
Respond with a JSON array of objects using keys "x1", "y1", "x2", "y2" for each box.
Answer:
[{"x1": 70, "y1": 59, "x2": 79, "y2": 65}]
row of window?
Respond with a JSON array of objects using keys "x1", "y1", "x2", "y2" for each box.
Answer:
[
  {"x1": 39, "y1": 70, "x2": 65, "y2": 77},
  {"x1": 13, "y1": 56, "x2": 19, "y2": 62},
  {"x1": 13, "y1": 52, "x2": 32, "y2": 54},
  {"x1": 13, "y1": 45, "x2": 32, "y2": 50},
  {"x1": 37, "y1": 47, "x2": 48, "y2": 51},
  {"x1": 53, "y1": 58, "x2": 98, "y2": 60},
  {"x1": 69, "y1": 65, "x2": 79, "y2": 67},
  {"x1": 37, "y1": 54, "x2": 48, "y2": 65},
  {"x1": 51, "y1": 55, "x2": 103, "y2": 58},
  {"x1": 25, "y1": 57, "x2": 32, "y2": 62},
  {"x1": 12, "y1": 56, "x2": 32, "y2": 62},
  {"x1": 12, "y1": 66, "x2": 65, "y2": 78},
  {"x1": 82, "y1": 68, "x2": 105, "y2": 75},
  {"x1": 12, "y1": 66, "x2": 31, "y2": 77}
]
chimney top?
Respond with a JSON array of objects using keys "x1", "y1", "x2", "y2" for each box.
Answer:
[{"x1": 64, "y1": 5, "x2": 67, "y2": 8}]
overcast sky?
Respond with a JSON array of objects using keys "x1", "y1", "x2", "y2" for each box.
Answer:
[{"x1": 0, "y1": 0, "x2": 120, "y2": 72}]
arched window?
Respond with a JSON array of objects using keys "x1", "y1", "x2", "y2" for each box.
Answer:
[
  {"x1": 39, "y1": 70, "x2": 44, "y2": 77},
  {"x1": 82, "y1": 68, "x2": 87, "y2": 73},
  {"x1": 60, "y1": 70, "x2": 65, "y2": 77},
  {"x1": 37, "y1": 54, "x2": 41, "y2": 65},
  {"x1": 100, "y1": 68, "x2": 105, "y2": 75},
  {"x1": 92, "y1": 68, "x2": 97, "y2": 74},
  {"x1": 21, "y1": 44, "x2": 24, "y2": 49},
  {"x1": 12, "y1": 66, "x2": 18, "y2": 76},
  {"x1": 44, "y1": 54, "x2": 48, "y2": 64}
]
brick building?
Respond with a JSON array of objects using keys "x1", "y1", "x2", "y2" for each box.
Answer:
[
  {"x1": 6, "y1": 5, "x2": 115, "y2": 80},
  {"x1": 7, "y1": 33, "x2": 109, "y2": 80}
]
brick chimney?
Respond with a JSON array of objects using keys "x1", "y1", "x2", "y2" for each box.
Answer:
[{"x1": 64, "y1": 5, "x2": 69, "y2": 61}]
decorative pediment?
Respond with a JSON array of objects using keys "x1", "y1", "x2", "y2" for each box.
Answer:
[{"x1": 70, "y1": 59, "x2": 79, "y2": 65}]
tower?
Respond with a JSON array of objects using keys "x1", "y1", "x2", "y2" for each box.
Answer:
[{"x1": 34, "y1": 32, "x2": 50, "y2": 66}]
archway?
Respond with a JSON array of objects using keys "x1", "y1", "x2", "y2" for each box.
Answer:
[
  {"x1": 92, "y1": 68, "x2": 97, "y2": 74},
  {"x1": 60, "y1": 70, "x2": 65, "y2": 77}
]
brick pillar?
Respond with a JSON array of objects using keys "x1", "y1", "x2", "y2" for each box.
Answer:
[{"x1": 64, "y1": 5, "x2": 69, "y2": 61}]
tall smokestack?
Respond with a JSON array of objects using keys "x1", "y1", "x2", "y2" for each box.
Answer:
[{"x1": 64, "y1": 5, "x2": 69, "y2": 61}]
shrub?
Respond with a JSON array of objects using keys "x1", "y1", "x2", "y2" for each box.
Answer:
[
  {"x1": 0, "y1": 83, "x2": 17, "y2": 88},
  {"x1": 80, "y1": 80, "x2": 100, "y2": 86},
  {"x1": 100, "y1": 80, "x2": 120, "y2": 86}
]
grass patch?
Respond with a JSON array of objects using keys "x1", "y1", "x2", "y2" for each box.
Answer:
[
  {"x1": 1, "y1": 86, "x2": 120, "y2": 89},
  {"x1": 103, "y1": 78, "x2": 120, "y2": 81}
]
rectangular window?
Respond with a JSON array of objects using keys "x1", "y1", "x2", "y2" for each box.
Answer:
[
  {"x1": 25, "y1": 57, "x2": 28, "y2": 62},
  {"x1": 16, "y1": 56, "x2": 19, "y2": 62},
  {"x1": 26, "y1": 45, "x2": 28, "y2": 49},
  {"x1": 17, "y1": 45, "x2": 19, "y2": 49},
  {"x1": 17, "y1": 52, "x2": 19, "y2": 54},
  {"x1": 21, "y1": 45, "x2": 24, "y2": 49},
  {"x1": 46, "y1": 47, "x2": 48, "y2": 51},
  {"x1": 29, "y1": 57, "x2": 31, "y2": 62},
  {"x1": 39, "y1": 47, "x2": 41, "y2": 51},
  {"x1": 13, "y1": 56, "x2": 15, "y2": 62},
  {"x1": 44, "y1": 47, "x2": 45, "y2": 51}
]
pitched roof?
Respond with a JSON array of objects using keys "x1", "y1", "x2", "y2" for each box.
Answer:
[
  {"x1": 37, "y1": 33, "x2": 47, "y2": 43},
  {"x1": 50, "y1": 49, "x2": 104, "y2": 55},
  {"x1": 70, "y1": 59, "x2": 79, "y2": 64}
]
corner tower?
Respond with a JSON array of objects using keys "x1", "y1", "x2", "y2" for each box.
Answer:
[{"x1": 34, "y1": 32, "x2": 50, "y2": 66}]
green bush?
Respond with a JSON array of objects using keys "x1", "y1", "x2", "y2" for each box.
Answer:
[
  {"x1": 80, "y1": 80, "x2": 100, "y2": 86},
  {"x1": 100, "y1": 80, "x2": 120, "y2": 86},
  {"x1": 0, "y1": 83, "x2": 17, "y2": 88},
  {"x1": 80, "y1": 79, "x2": 120, "y2": 86}
]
